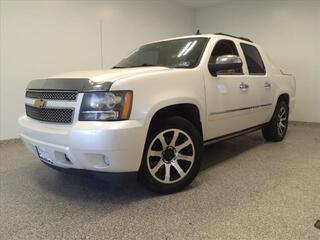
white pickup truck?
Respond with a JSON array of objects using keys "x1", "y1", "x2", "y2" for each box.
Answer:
[{"x1": 19, "y1": 33, "x2": 296, "y2": 193}]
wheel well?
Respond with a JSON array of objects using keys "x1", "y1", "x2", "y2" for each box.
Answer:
[
  {"x1": 278, "y1": 93, "x2": 290, "y2": 106},
  {"x1": 150, "y1": 104, "x2": 203, "y2": 139}
]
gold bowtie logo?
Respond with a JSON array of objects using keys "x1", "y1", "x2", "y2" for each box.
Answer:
[{"x1": 34, "y1": 99, "x2": 46, "y2": 109}]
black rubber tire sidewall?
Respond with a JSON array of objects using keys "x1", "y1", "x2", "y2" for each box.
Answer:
[
  {"x1": 262, "y1": 101, "x2": 289, "y2": 142},
  {"x1": 138, "y1": 116, "x2": 203, "y2": 194}
]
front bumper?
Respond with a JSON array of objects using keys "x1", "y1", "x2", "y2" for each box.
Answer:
[{"x1": 19, "y1": 116, "x2": 147, "y2": 172}]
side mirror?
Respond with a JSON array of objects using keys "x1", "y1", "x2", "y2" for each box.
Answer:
[{"x1": 208, "y1": 55, "x2": 243, "y2": 76}]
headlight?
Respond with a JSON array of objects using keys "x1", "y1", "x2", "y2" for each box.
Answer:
[{"x1": 79, "y1": 91, "x2": 133, "y2": 121}]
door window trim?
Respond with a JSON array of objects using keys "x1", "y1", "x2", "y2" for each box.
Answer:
[
  {"x1": 240, "y1": 43, "x2": 266, "y2": 76},
  {"x1": 208, "y1": 39, "x2": 244, "y2": 76}
]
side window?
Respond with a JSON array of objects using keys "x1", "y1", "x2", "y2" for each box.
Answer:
[
  {"x1": 209, "y1": 40, "x2": 242, "y2": 74},
  {"x1": 240, "y1": 43, "x2": 266, "y2": 75}
]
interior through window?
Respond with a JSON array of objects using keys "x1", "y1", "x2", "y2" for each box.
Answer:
[
  {"x1": 240, "y1": 43, "x2": 266, "y2": 75},
  {"x1": 209, "y1": 40, "x2": 242, "y2": 74}
]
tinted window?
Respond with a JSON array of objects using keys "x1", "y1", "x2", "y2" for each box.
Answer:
[
  {"x1": 240, "y1": 43, "x2": 266, "y2": 74},
  {"x1": 210, "y1": 40, "x2": 239, "y2": 63},
  {"x1": 114, "y1": 38, "x2": 208, "y2": 69},
  {"x1": 209, "y1": 40, "x2": 242, "y2": 74}
]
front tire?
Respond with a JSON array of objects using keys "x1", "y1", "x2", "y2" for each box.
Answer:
[
  {"x1": 139, "y1": 117, "x2": 203, "y2": 194},
  {"x1": 262, "y1": 101, "x2": 289, "y2": 142}
]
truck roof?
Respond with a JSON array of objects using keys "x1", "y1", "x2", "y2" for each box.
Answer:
[{"x1": 150, "y1": 33, "x2": 254, "y2": 45}]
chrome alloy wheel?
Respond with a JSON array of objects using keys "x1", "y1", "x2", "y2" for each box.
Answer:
[
  {"x1": 147, "y1": 129, "x2": 195, "y2": 184},
  {"x1": 277, "y1": 106, "x2": 287, "y2": 136}
]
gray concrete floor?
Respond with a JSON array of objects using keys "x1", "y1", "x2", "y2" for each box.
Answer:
[{"x1": 0, "y1": 123, "x2": 319, "y2": 240}]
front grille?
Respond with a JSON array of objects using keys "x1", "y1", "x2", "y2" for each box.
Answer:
[
  {"x1": 26, "y1": 91, "x2": 77, "y2": 101},
  {"x1": 25, "y1": 105, "x2": 74, "y2": 123}
]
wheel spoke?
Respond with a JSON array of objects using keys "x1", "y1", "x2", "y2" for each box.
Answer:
[
  {"x1": 177, "y1": 153, "x2": 194, "y2": 162},
  {"x1": 164, "y1": 164, "x2": 171, "y2": 183},
  {"x1": 279, "y1": 108, "x2": 286, "y2": 118},
  {"x1": 169, "y1": 130, "x2": 179, "y2": 147},
  {"x1": 280, "y1": 116, "x2": 287, "y2": 122},
  {"x1": 279, "y1": 128, "x2": 283, "y2": 135},
  {"x1": 176, "y1": 139, "x2": 192, "y2": 152},
  {"x1": 151, "y1": 160, "x2": 164, "y2": 175},
  {"x1": 171, "y1": 161, "x2": 185, "y2": 178},
  {"x1": 278, "y1": 124, "x2": 283, "y2": 135},
  {"x1": 158, "y1": 134, "x2": 167, "y2": 149},
  {"x1": 149, "y1": 150, "x2": 162, "y2": 158},
  {"x1": 279, "y1": 122, "x2": 286, "y2": 129}
]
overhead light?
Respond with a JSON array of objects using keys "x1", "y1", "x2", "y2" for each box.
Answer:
[
  {"x1": 183, "y1": 40, "x2": 197, "y2": 56},
  {"x1": 178, "y1": 41, "x2": 192, "y2": 57}
]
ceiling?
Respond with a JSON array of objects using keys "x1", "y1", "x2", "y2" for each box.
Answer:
[{"x1": 175, "y1": 0, "x2": 232, "y2": 8}]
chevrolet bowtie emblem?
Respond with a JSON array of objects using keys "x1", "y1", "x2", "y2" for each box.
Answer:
[{"x1": 34, "y1": 99, "x2": 46, "y2": 109}]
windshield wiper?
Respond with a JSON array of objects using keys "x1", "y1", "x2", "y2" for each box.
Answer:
[
  {"x1": 133, "y1": 63, "x2": 158, "y2": 67},
  {"x1": 114, "y1": 64, "x2": 170, "y2": 68},
  {"x1": 124, "y1": 63, "x2": 161, "y2": 68},
  {"x1": 113, "y1": 66, "x2": 126, "y2": 69}
]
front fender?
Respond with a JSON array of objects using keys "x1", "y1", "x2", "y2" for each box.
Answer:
[{"x1": 144, "y1": 97, "x2": 205, "y2": 127}]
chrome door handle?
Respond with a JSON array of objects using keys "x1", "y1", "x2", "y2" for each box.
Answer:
[
  {"x1": 264, "y1": 82, "x2": 271, "y2": 88},
  {"x1": 239, "y1": 82, "x2": 249, "y2": 91}
]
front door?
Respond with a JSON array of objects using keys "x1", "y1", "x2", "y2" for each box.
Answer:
[{"x1": 204, "y1": 39, "x2": 258, "y2": 140}]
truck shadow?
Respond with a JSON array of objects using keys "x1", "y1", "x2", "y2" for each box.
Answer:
[
  {"x1": 32, "y1": 132, "x2": 265, "y2": 204},
  {"x1": 201, "y1": 132, "x2": 265, "y2": 171}
]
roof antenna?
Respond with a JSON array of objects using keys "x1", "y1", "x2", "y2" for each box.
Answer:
[{"x1": 196, "y1": 29, "x2": 201, "y2": 35}]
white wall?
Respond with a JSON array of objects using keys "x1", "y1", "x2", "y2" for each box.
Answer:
[
  {"x1": 1, "y1": 0, "x2": 319, "y2": 140},
  {"x1": 0, "y1": 0, "x2": 195, "y2": 140},
  {"x1": 195, "y1": 0, "x2": 320, "y2": 123}
]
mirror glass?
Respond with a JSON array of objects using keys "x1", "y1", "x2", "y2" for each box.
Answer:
[{"x1": 208, "y1": 55, "x2": 243, "y2": 76}]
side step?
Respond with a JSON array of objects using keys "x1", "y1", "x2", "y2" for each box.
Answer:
[{"x1": 203, "y1": 123, "x2": 267, "y2": 146}]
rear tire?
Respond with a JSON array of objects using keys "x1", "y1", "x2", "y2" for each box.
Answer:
[
  {"x1": 262, "y1": 101, "x2": 289, "y2": 142},
  {"x1": 139, "y1": 116, "x2": 203, "y2": 194}
]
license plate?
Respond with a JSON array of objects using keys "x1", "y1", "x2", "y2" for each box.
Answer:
[{"x1": 36, "y1": 146, "x2": 53, "y2": 164}]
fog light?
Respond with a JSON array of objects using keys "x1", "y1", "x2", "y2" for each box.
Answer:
[
  {"x1": 84, "y1": 153, "x2": 110, "y2": 169},
  {"x1": 103, "y1": 156, "x2": 110, "y2": 167},
  {"x1": 64, "y1": 154, "x2": 71, "y2": 162}
]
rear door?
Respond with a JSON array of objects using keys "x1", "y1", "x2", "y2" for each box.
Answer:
[
  {"x1": 239, "y1": 43, "x2": 274, "y2": 124},
  {"x1": 204, "y1": 39, "x2": 258, "y2": 139}
]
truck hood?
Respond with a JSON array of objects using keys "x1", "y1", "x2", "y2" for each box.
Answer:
[
  {"x1": 49, "y1": 67, "x2": 172, "y2": 83},
  {"x1": 27, "y1": 67, "x2": 173, "y2": 92}
]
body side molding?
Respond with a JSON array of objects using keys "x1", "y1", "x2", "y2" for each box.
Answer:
[{"x1": 209, "y1": 103, "x2": 272, "y2": 116}]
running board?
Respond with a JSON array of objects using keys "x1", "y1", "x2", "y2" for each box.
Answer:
[{"x1": 203, "y1": 123, "x2": 268, "y2": 146}]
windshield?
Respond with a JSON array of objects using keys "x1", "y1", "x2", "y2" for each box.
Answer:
[{"x1": 114, "y1": 37, "x2": 208, "y2": 69}]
